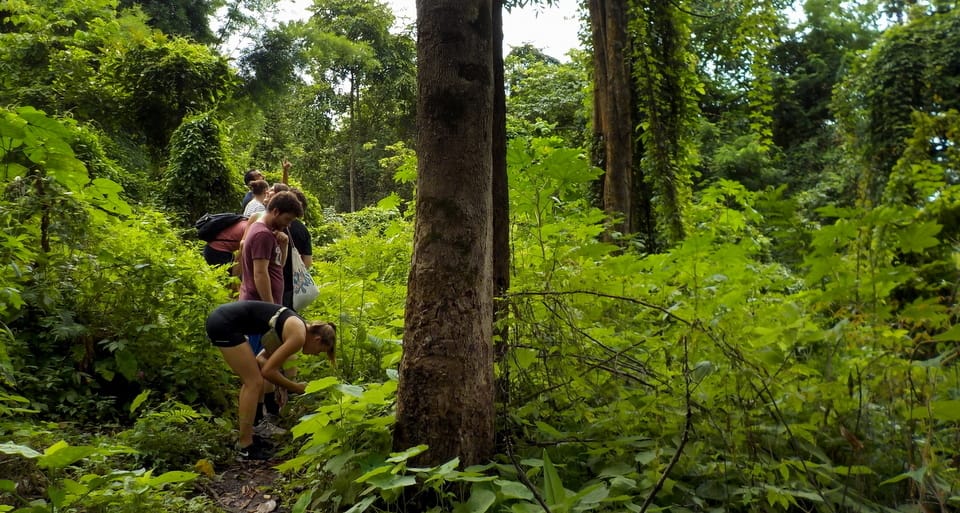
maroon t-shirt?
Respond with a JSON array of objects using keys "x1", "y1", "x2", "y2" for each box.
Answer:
[{"x1": 239, "y1": 222, "x2": 284, "y2": 304}]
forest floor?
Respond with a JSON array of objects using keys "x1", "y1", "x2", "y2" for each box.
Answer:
[{"x1": 200, "y1": 458, "x2": 288, "y2": 513}]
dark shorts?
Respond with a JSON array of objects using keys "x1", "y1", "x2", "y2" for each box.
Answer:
[
  {"x1": 203, "y1": 245, "x2": 234, "y2": 266},
  {"x1": 206, "y1": 308, "x2": 246, "y2": 347}
]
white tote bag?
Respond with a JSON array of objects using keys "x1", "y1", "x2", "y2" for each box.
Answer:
[{"x1": 290, "y1": 245, "x2": 319, "y2": 311}]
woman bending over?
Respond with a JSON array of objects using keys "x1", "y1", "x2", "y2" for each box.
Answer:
[{"x1": 206, "y1": 300, "x2": 336, "y2": 460}]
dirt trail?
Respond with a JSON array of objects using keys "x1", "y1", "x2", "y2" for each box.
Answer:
[{"x1": 200, "y1": 459, "x2": 287, "y2": 513}]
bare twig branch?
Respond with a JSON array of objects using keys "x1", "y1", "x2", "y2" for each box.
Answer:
[
  {"x1": 639, "y1": 334, "x2": 693, "y2": 513},
  {"x1": 506, "y1": 437, "x2": 552, "y2": 513}
]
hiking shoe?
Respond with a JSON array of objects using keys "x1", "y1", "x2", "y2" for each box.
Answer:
[
  {"x1": 254, "y1": 418, "x2": 287, "y2": 438},
  {"x1": 252, "y1": 434, "x2": 275, "y2": 447},
  {"x1": 237, "y1": 439, "x2": 273, "y2": 461}
]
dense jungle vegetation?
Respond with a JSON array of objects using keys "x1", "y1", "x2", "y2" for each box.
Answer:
[{"x1": 1, "y1": 0, "x2": 959, "y2": 511}]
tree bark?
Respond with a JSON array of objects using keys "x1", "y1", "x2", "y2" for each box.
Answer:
[
  {"x1": 589, "y1": 0, "x2": 634, "y2": 237},
  {"x1": 491, "y1": 0, "x2": 512, "y2": 452},
  {"x1": 394, "y1": 0, "x2": 495, "y2": 467}
]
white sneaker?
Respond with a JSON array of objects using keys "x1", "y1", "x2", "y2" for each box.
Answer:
[{"x1": 254, "y1": 419, "x2": 288, "y2": 437}]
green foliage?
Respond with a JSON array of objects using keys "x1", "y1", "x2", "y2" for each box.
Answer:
[
  {"x1": 505, "y1": 46, "x2": 589, "y2": 148},
  {"x1": 308, "y1": 205, "x2": 409, "y2": 382},
  {"x1": 0, "y1": 0, "x2": 235, "y2": 173},
  {"x1": 118, "y1": 397, "x2": 233, "y2": 471},
  {"x1": 280, "y1": 376, "x2": 398, "y2": 510},
  {"x1": 162, "y1": 111, "x2": 240, "y2": 225},
  {"x1": 632, "y1": 1, "x2": 700, "y2": 244},
  {"x1": 837, "y1": 7, "x2": 960, "y2": 204},
  {"x1": 276, "y1": 134, "x2": 960, "y2": 512},
  {"x1": 0, "y1": 107, "x2": 233, "y2": 421},
  {"x1": 117, "y1": 0, "x2": 218, "y2": 44},
  {"x1": 5, "y1": 2, "x2": 960, "y2": 512},
  {"x1": 107, "y1": 36, "x2": 237, "y2": 156},
  {"x1": 282, "y1": 0, "x2": 416, "y2": 211},
  {"x1": 0, "y1": 438, "x2": 211, "y2": 513},
  {"x1": 8, "y1": 208, "x2": 235, "y2": 419}
]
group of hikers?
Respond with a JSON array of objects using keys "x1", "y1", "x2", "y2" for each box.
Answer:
[{"x1": 202, "y1": 161, "x2": 337, "y2": 461}]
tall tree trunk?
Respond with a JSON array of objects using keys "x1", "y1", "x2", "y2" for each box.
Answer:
[
  {"x1": 491, "y1": 0, "x2": 511, "y2": 452},
  {"x1": 394, "y1": 0, "x2": 495, "y2": 467},
  {"x1": 589, "y1": 0, "x2": 634, "y2": 237}
]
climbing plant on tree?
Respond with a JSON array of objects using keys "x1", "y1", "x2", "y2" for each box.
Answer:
[
  {"x1": 838, "y1": 7, "x2": 960, "y2": 205},
  {"x1": 163, "y1": 111, "x2": 241, "y2": 225},
  {"x1": 630, "y1": 0, "x2": 699, "y2": 246}
]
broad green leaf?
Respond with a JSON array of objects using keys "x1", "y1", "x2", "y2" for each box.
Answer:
[
  {"x1": 344, "y1": 495, "x2": 377, "y2": 513},
  {"x1": 17, "y1": 106, "x2": 73, "y2": 138},
  {"x1": 60, "y1": 478, "x2": 86, "y2": 495},
  {"x1": 496, "y1": 479, "x2": 535, "y2": 500},
  {"x1": 355, "y1": 465, "x2": 392, "y2": 484},
  {"x1": 535, "y1": 421, "x2": 564, "y2": 438},
  {"x1": 323, "y1": 450, "x2": 358, "y2": 475},
  {"x1": 512, "y1": 348, "x2": 537, "y2": 370},
  {"x1": 377, "y1": 193, "x2": 402, "y2": 210},
  {"x1": 931, "y1": 325, "x2": 960, "y2": 341},
  {"x1": 897, "y1": 221, "x2": 941, "y2": 253},
  {"x1": 542, "y1": 451, "x2": 566, "y2": 506},
  {"x1": 510, "y1": 501, "x2": 545, "y2": 513},
  {"x1": 85, "y1": 178, "x2": 132, "y2": 216},
  {"x1": 0, "y1": 113, "x2": 27, "y2": 139},
  {"x1": 454, "y1": 487, "x2": 496, "y2": 513},
  {"x1": 130, "y1": 390, "x2": 151, "y2": 414},
  {"x1": 146, "y1": 471, "x2": 197, "y2": 486},
  {"x1": 292, "y1": 489, "x2": 314, "y2": 513},
  {"x1": 832, "y1": 465, "x2": 876, "y2": 476},
  {"x1": 46, "y1": 485, "x2": 65, "y2": 508},
  {"x1": 1, "y1": 162, "x2": 28, "y2": 180},
  {"x1": 365, "y1": 473, "x2": 417, "y2": 490},
  {"x1": 0, "y1": 480, "x2": 16, "y2": 492},
  {"x1": 569, "y1": 483, "x2": 608, "y2": 506},
  {"x1": 335, "y1": 383, "x2": 365, "y2": 397},
  {"x1": 417, "y1": 456, "x2": 459, "y2": 478},
  {"x1": 39, "y1": 444, "x2": 96, "y2": 469},
  {"x1": 387, "y1": 444, "x2": 429, "y2": 463},
  {"x1": 0, "y1": 443, "x2": 41, "y2": 459},
  {"x1": 115, "y1": 348, "x2": 138, "y2": 381},
  {"x1": 45, "y1": 153, "x2": 88, "y2": 192},
  {"x1": 879, "y1": 467, "x2": 926, "y2": 486},
  {"x1": 931, "y1": 399, "x2": 960, "y2": 421},
  {"x1": 304, "y1": 376, "x2": 341, "y2": 393}
]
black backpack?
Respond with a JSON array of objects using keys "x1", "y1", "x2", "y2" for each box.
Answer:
[{"x1": 195, "y1": 213, "x2": 247, "y2": 242}]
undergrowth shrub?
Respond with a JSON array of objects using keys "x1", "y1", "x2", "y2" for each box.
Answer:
[
  {"x1": 118, "y1": 397, "x2": 233, "y2": 471},
  {"x1": 307, "y1": 205, "x2": 409, "y2": 384},
  {"x1": 282, "y1": 137, "x2": 960, "y2": 512},
  {"x1": 1, "y1": 107, "x2": 234, "y2": 423}
]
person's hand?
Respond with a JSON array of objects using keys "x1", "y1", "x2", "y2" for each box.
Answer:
[
  {"x1": 275, "y1": 230, "x2": 289, "y2": 247},
  {"x1": 282, "y1": 159, "x2": 292, "y2": 171},
  {"x1": 294, "y1": 382, "x2": 307, "y2": 395}
]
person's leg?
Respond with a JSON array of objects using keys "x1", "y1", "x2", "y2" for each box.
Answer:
[
  {"x1": 246, "y1": 335, "x2": 267, "y2": 424},
  {"x1": 218, "y1": 345, "x2": 264, "y2": 447}
]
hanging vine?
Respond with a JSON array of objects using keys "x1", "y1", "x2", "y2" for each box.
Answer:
[{"x1": 630, "y1": 0, "x2": 699, "y2": 245}]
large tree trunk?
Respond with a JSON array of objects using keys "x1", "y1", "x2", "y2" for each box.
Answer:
[
  {"x1": 491, "y1": 0, "x2": 511, "y2": 452},
  {"x1": 589, "y1": 0, "x2": 634, "y2": 237},
  {"x1": 394, "y1": 0, "x2": 495, "y2": 468}
]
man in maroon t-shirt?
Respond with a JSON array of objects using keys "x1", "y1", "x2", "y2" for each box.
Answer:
[{"x1": 239, "y1": 191, "x2": 304, "y2": 305}]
